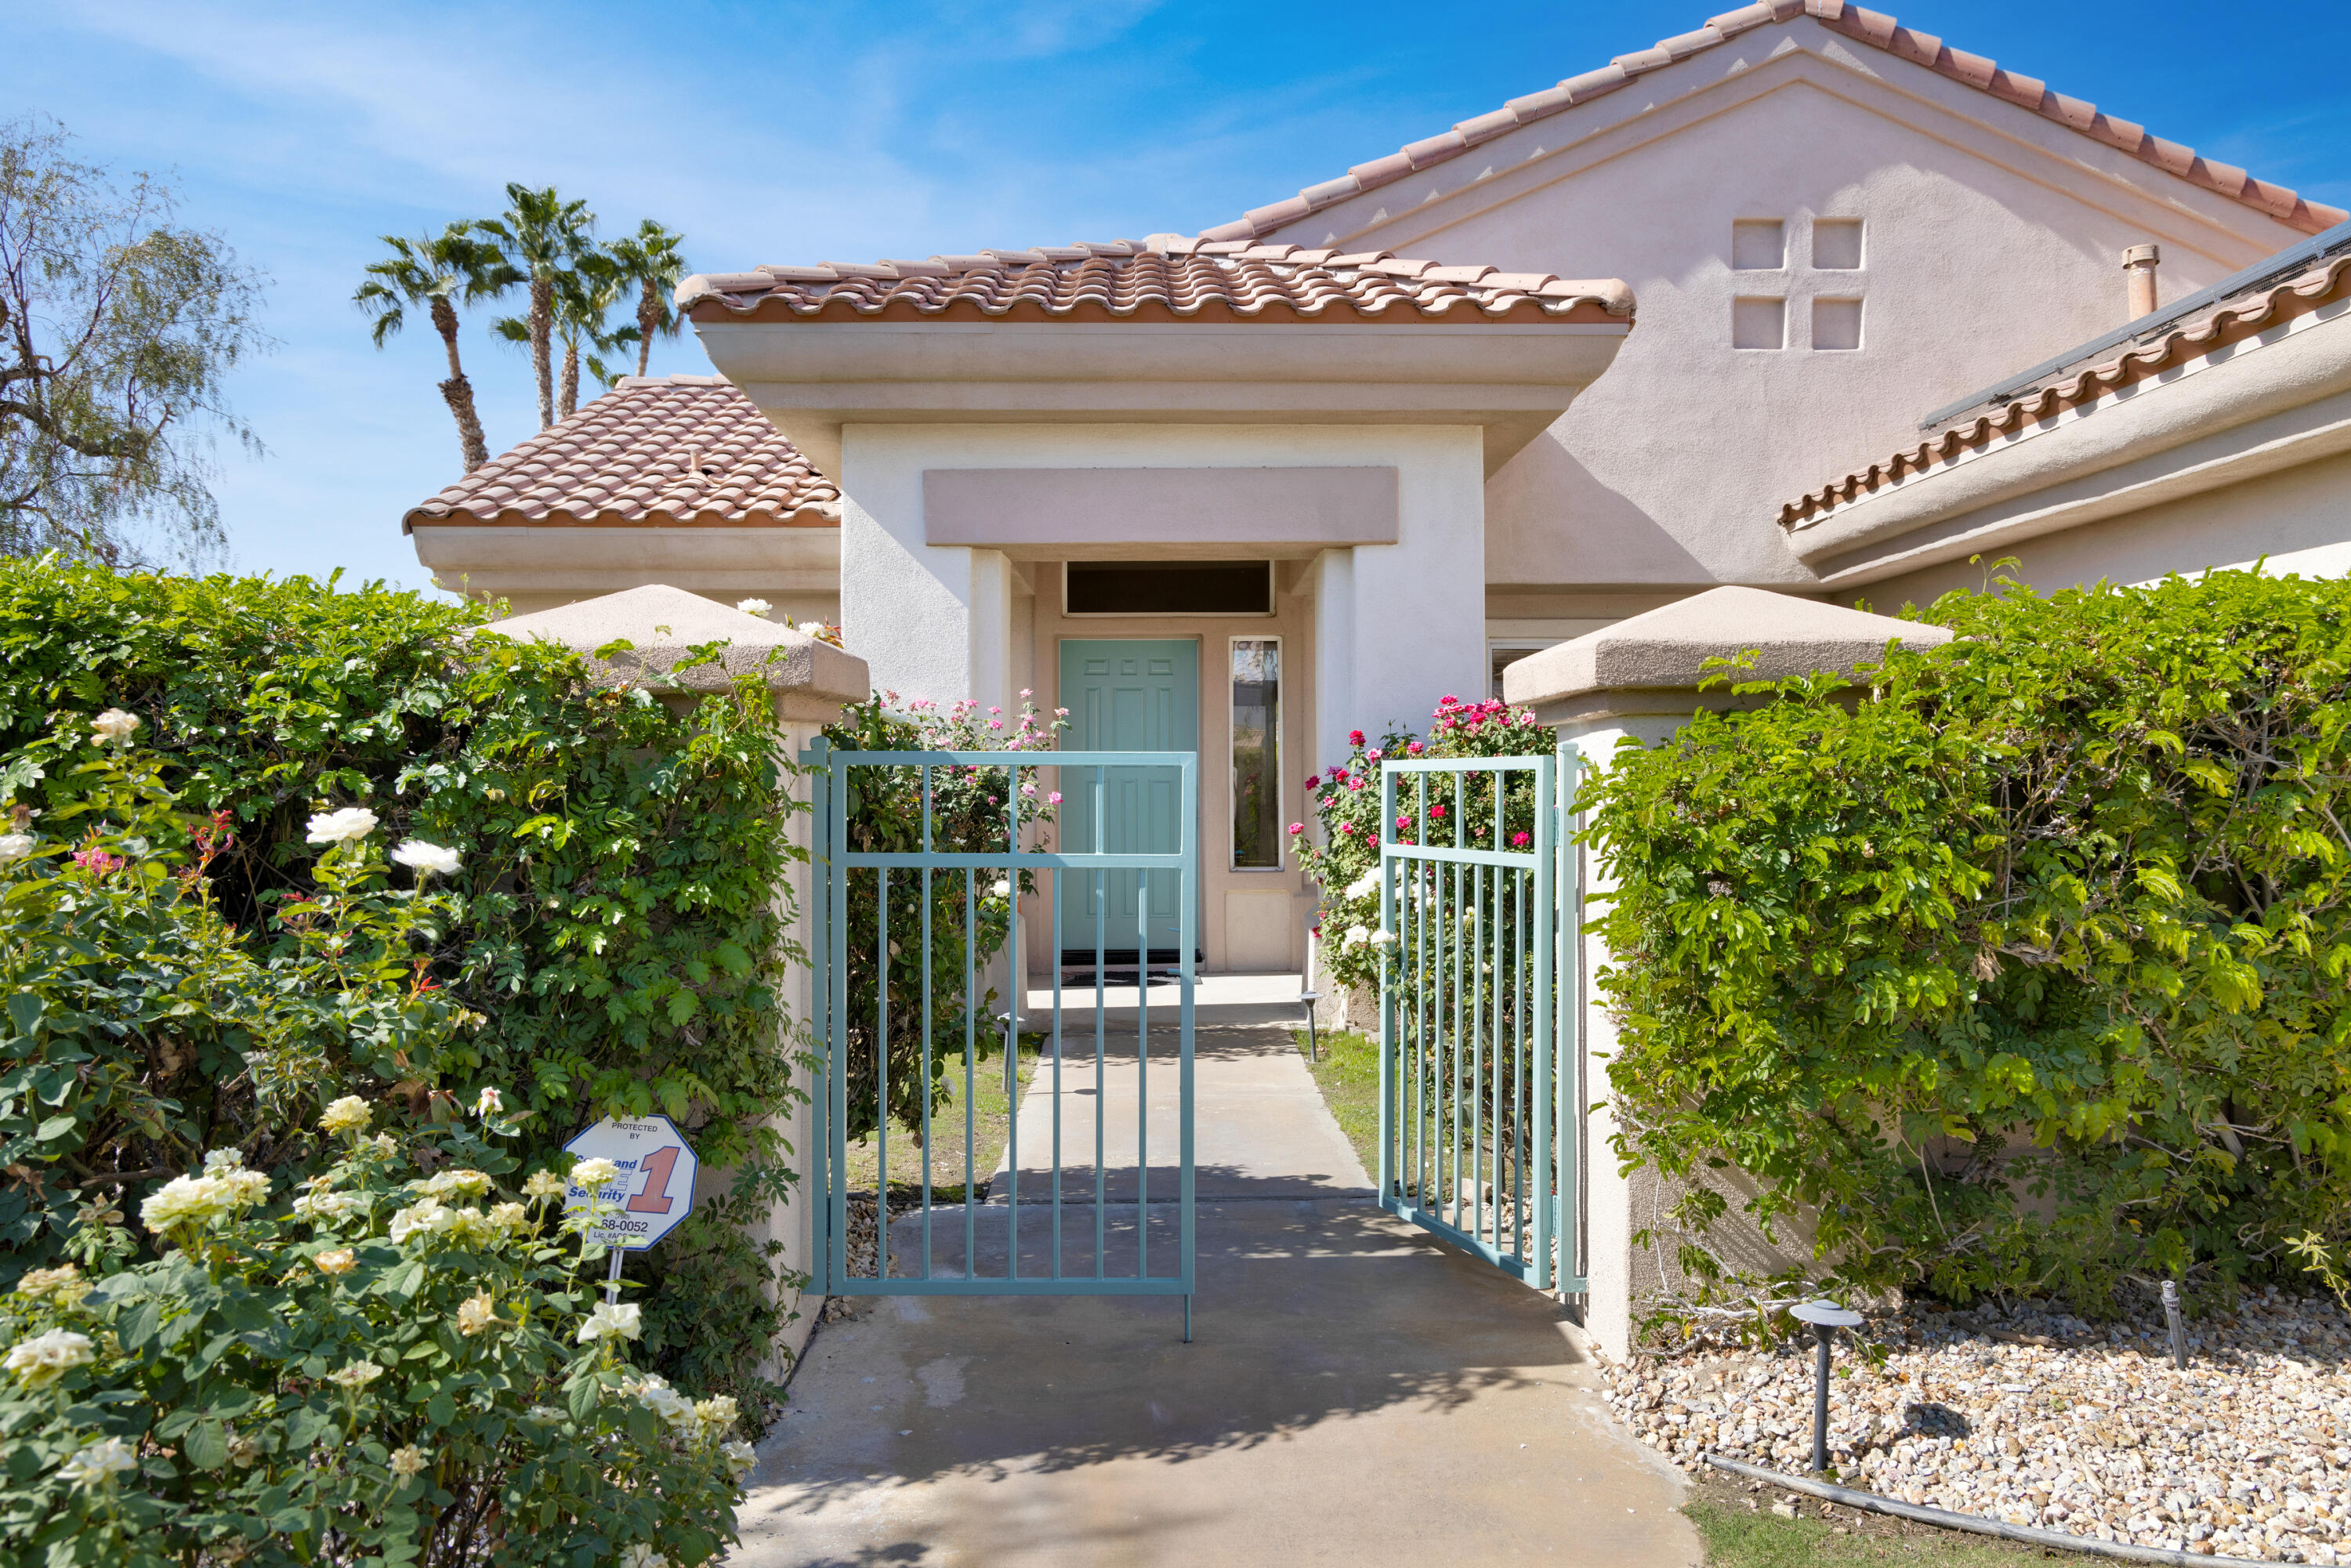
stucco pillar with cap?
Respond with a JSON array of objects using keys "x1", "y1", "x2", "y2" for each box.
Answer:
[
  {"x1": 484, "y1": 584, "x2": 870, "y2": 1371},
  {"x1": 1502, "y1": 586, "x2": 1951, "y2": 1361}
]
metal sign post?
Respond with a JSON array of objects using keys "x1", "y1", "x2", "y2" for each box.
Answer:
[{"x1": 563, "y1": 1114, "x2": 701, "y2": 1302}]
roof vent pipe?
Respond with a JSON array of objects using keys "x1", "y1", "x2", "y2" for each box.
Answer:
[{"x1": 2123, "y1": 244, "x2": 2161, "y2": 322}]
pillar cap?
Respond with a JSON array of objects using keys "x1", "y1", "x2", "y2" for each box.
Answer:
[
  {"x1": 1502, "y1": 585, "x2": 1950, "y2": 721},
  {"x1": 475, "y1": 583, "x2": 870, "y2": 704}
]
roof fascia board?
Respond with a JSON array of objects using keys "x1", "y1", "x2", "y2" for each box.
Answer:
[
  {"x1": 1793, "y1": 306, "x2": 2351, "y2": 582},
  {"x1": 1263, "y1": 21, "x2": 2301, "y2": 266}
]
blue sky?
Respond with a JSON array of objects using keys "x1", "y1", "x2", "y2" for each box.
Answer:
[{"x1": 9, "y1": 0, "x2": 2348, "y2": 594}]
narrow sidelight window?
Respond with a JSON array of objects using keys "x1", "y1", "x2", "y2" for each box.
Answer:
[{"x1": 1230, "y1": 639, "x2": 1281, "y2": 868}]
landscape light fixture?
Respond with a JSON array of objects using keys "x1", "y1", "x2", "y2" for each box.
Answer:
[
  {"x1": 1790, "y1": 1298, "x2": 1865, "y2": 1474},
  {"x1": 1298, "y1": 990, "x2": 1321, "y2": 1062}
]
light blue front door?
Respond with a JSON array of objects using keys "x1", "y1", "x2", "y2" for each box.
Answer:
[{"x1": 1059, "y1": 639, "x2": 1198, "y2": 964}]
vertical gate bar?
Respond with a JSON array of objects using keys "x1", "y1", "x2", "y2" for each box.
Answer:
[
  {"x1": 1051, "y1": 866, "x2": 1063, "y2": 1281},
  {"x1": 1094, "y1": 851, "x2": 1107, "y2": 1280},
  {"x1": 920, "y1": 771, "x2": 933, "y2": 1279},
  {"x1": 964, "y1": 868, "x2": 977, "y2": 1278},
  {"x1": 1005, "y1": 762, "x2": 1020, "y2": 1281},
  {"x1": 1531, "y1": 751, "x2": 1556, "y2": 1289},
  {"x1": 876, "y1": 866, "x2": 889, "y2": 1282},
  {"x1": 1377, "y1": 766, "x2": 1396, "y2": 1206},
  {"x1": 1136, "y1": 866, "x2": 1150, "y2": 1279},
  {"x1": 1561, "y1": 746, "x2": 1583, "y2": 1289},
  {"x1": 829, "y1": 751, "x2": 851, "y2": 1292},
  {"x1": 805, "y1": 739, "x2": 831, "y2": 1293},
  {"x1": 1178, "y1": 751, "x2": 1198, "y2": 1320},
  {"x1": 1494, "y1": 777, "x2": 1509, "y2": 1253},
  {"x1": 1515, "y1": 856, "x2": 1530, "y2": 1264},
  {"x1": 1439, "y1": 776, "x2": 1458, "y2": 1241},
  {"x1": 1470, "y1": 855, "x2": 1485, "y2": 1244},
  {"x1": 1415, "y1": 772, "x2": 1429, "y2": 1211}
]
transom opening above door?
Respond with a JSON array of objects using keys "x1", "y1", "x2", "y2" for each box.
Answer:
[{"x1": 1064, "y1": 560, "x2": 1272, "y2": 617}]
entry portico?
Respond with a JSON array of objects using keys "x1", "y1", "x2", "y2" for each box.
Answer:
[{"x1": 681, "y1": 237, "x2": 1634, "y2": 972}]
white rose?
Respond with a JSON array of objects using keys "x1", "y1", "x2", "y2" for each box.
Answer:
[
  {"x1": 305, "y1": 806, "x2": 378, "y2": 846},
  {"x1": 722, "y1": 1437, "x2": 757, "y2": 1477},
  {"x1": 473, "y1": 1086, "x2": 502, "y2": 1118},
  {"x1": 1371, "y1": 928, "x2": 1399, "y2": 947},
  {"x1": 455, "y1": 1294, "x2": 498, "y2": 1336},
  {"x1": 569, "y1": 1157, "x2": 621, "y2": 1190},
  {"x1": 390, "y1": 1443, "x2": 430, "y2": 1479},
  {"x1": 5, "y1": 1328, "x2": 95, "y2": 1389},
  {"x1": 1341, "y1": 924, "x2": 1371, "y2": 948},
  {"x1": 420, "y1": 1168, "x2": 492, "y2": 1199},
  {"x1": 57, "y1": 1435, "x2": 136, "y2": 1488},
  {"x1": 523, "y1": 1169, "x2": 567, "y2": 1200},
  {"x1": 734, "y1": 598, "x2": 772, "y2": 618},
  {"x1": 1343, "y1": 871, "x2": 1380, "y2": 902},
  {"x1": 390, "y1": 839, "x2": 461, "y2": 878},
  {"x1": 990, "y1": 878, "x2": 1012, "y2": 899},
  {"x1": 320, "y1": 1095, "x2": 373, "y2": 1135},
  {"x1": 0, "y1": 833, "x2": 33, "y2": 864},
  {"x1": 328, "y1": 1361, "x2": 385, "y2": 1389},
  {"x1": 579, "y1": 1300, "x2": 642, "y2": 1343},
  {"x1": 89, "y1": 708, "x2": 140, "y2": 747},
  {"x1": 140, "y1": 1174, "x2": 230, "y2": 1231}
]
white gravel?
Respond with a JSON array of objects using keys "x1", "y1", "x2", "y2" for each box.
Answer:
[{"x1": 1602, "y1": 1287, "x2": 2351, "y2": 1561}]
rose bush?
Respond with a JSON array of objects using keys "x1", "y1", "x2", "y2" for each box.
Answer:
[
  {"x1": 0, "y1": 1103, "x2": 752, "y2": 1566},
  {"x1": 0, "y1": 557, "x2": 802, "y2": 1418},
  {"x1": 1295, "y1": 695, "x2": 1553, "y2": 995}
]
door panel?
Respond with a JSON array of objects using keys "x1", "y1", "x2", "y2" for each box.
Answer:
[{"x1": 1060, "y1": 640, "x2": 1197, "y2": 964}]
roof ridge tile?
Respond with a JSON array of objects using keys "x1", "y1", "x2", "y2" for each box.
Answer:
[{"x1": 1186, "y1": 2, "x2": 2345, "y2": 247}]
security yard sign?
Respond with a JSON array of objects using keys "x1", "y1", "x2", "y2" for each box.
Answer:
[{"x1": 563, "y1": 1114, "x2": 698, "y2": 1251}]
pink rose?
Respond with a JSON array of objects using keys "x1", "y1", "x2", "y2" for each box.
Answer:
[
  {"x1": 1287, "y1": 821, "x2": 1304, "y2": 835},
  {"x1": 1512, "y1": 831, "x2": 1531, "y2": 847},
  {"x1": 1348, "y1": 730, "x2": 1365, "y2": 747},
  {"x1": 1049, "y1": 791, "x2": 1063, "y2": 805}
]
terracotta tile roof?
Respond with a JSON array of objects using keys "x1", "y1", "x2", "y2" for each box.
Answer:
[
  {"x1": 400, "y1": 375, "x2": 838, "y2": 533},
  {"x1": 1196, "y1": 0, "x2": 2346, "y2": 247},
  {"x1": 1779, "y1": 245, "x2": 2351, "y2": 528},
  {"x1": 676, "y1": 237, "x2": 1636, "y2": 325}
]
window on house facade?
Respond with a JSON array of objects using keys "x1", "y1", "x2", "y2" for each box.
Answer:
[
  {"x1": 1733, "y1": 296, "x2": 1786, "y2": 350},
  {"x1": 1230, "y1": 639, "x2": 1281, "y2": 868},
  {"x1": 1731, "y1": 219, "x2": 1786, "y2": 270},
  {"x1": 1813, "y1": 219, "x2": 1864, "y2": 269},
  {"x1": 1065, "y1": 560, "x2": 1272, "y2": 616},
  {"x1": 1813, "y1": 297, "x2": 1864, "y2": 351}
]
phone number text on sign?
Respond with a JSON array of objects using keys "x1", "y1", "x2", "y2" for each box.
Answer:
[{"x1": 563, "y1": 1114, "x2": 699, "y2": 1251}]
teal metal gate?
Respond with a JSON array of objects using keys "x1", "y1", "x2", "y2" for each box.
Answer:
[
  {"x1": 806, "y1": 743, "x2": 1200, "y2": 1335},
  {"x1": 1376, "y1": 751, "x2": 1585, "y2": 1292}
]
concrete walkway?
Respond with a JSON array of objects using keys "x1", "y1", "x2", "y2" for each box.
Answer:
[{"x1": 734, "y1": 978, "x2": 1696, "y2": 1567}]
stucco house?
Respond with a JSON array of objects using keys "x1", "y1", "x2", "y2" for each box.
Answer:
[{"x1": 408, "y1": 0, "x2": 2351, "y2": 980}]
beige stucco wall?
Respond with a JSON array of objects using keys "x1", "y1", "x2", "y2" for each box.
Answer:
[
  {"x1": 1256, "y1": 16, "x2": 2313, "y2": 595},
  {"x1": 835, "y1": 421, "x2": 1487, "y2": 974}
]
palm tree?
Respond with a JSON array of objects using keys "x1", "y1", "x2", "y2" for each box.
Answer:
[
  {"x1": 353, "y1": 225, "x2": 514, "y2": 473},
  {"x1": 496, "y1": 251, "x2": 631, "y2": 422},
  {"x1": 606, "y1": 220, "x2": 689, "y2": 379},
  {"x1": 473, "y1": 184, "x2": 593, "y2": 430}
]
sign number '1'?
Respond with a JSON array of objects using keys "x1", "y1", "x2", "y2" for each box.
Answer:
[{"x1": 626, "y1": 1145, "x2": 680, "y2": 1215}]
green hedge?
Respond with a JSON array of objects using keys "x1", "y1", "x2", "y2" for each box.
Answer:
[
  {"x1": 1581, "y1": 570, "x2": 2351, "y2": 1313},
  {"x1": 0, "y1": 559, "x2": 802, "y2": 1416}
]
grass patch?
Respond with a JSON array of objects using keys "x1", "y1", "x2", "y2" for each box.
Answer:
[
  {"x1": 836, "y1": 1036, "x2": 1038, "y2": 1203},
  {"x1": 1683, "y1": 1469, "x2": 2064, "y2": 1567},
  {"x1": 1293, "y1": 1026, "x2": 1381, "y2": 1179}
]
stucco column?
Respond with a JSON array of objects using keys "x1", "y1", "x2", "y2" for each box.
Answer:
[
  {"x1": 478, "y1": 584, "x2": 871, "y2": 1373},
  {"x1": 1503, "y1": 586, "x2": 1950, "y2": 1361}
]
